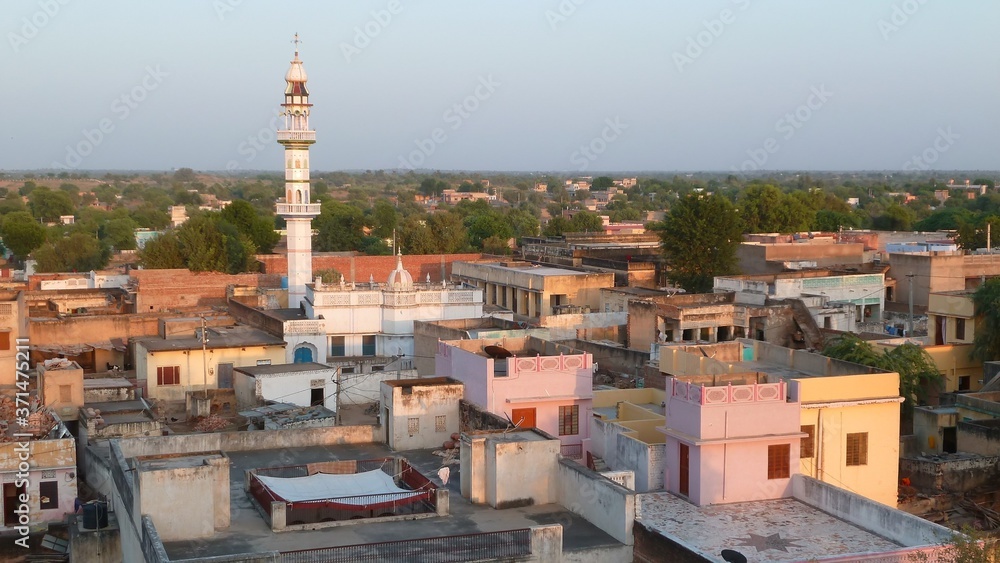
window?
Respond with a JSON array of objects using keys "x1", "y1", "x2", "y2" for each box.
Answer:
[
  {"x1": 362, "y1": 335, "x2": 376, "y2": 356},
  {"x1": 435, "y1": 415, "x2": 446, "y2": 432},
  {"x1": 156, "y1": 366, "x2": 180, "y2": 386},
  {"x1": 59, "y1": 385, "x2": 71, "y2": 403},
  {"x1": 956, "y1": 318, "x2": 966, "y2": 340},
  {"x1": 846, "y1": 433, "x2": 868, "y2": 466},
  {"x1": 330, "y1": 336, "x2": 346, "y2": 357},
  {"x1": 0, "y1": 332, "x2": 9, "y2": 351},
  {"x1": 959, "y1": 376, "x2": 971, "y2": 391},
  {"x1": 310, "y1": 388, "x2": 324, "y2": 406},
  {"x1": 340, "y1": 366, "x2": 355, "y2": 374},
  {"x1": 407, "y1": 418, "x2": 419, "y2": 435},
  {"x1": 768, "y1": 444, "x2": 790, "y2": 479},
  {"x1": 558, "y1": 405, "x2": 579, "y2": 436},
  {"x1": 39, "y1": 481, "x2": 58, "y2": 510},
  {"x1": 800, "y1": 425, "x2": 815, "y2": 458}
]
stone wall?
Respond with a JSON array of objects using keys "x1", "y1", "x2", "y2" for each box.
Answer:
[
  {"x1": 900, "y1": 455, "x2": 1000, "y2": 494},
  {"x1": 255, "y1": 252, "x2": 484, "y2": 282},
  {"x1": 130, "y1": 269, "x2": 281, "y2": 312}
]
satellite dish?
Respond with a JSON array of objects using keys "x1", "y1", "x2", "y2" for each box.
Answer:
[
  {"x1": 483, "y1": 345, "x2": 513, "y2": 359},
  {"x1": 721, "y1": 549, "x2": 748, "y2": 563}
]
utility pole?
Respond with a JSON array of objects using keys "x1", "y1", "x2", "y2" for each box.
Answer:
[
  {"x1": 334, "y1": 366, "x2": 342, "y2": 425},
  {"x1": 906, "y1": 273, "x2": 915, "y2": 338},
  {"x1": 201, "y1": 316, "x2": 209, "y2": 398}
]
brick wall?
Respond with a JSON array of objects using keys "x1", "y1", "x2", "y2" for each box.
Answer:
[
  {"x1": 130, "y1": 269, "x2": 282, "y2": 312},
  {"x1": 255, "y1": 253, "x2": 484, "y2": 283}
]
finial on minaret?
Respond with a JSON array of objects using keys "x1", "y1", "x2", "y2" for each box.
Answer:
[{"x1": 292, "y1": 32, "x2": 301, "y2": 57}]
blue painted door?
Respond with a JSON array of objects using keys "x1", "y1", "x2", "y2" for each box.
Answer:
[{"x1": 294, "y1": 346, "x2": 313, "y2": 363}]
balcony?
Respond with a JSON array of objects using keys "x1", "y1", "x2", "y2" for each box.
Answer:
[
  {"x1": 276, "y1": 203, "x2": 321, "y2": 217},
  {"x1": 277, "y1": 130, "x2": 316, "y2": 143}
]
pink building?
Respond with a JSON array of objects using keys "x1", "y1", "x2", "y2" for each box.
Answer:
[
  {"x1": 660, "y1": 374, "x2": 803, "y2": 506},
  {"x1": 434, "y1": 336, "x2": 593, "y2": 459}
]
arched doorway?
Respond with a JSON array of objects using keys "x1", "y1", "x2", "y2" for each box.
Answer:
[{"x1": 293, "y1": 345, "x2": 314, "y2": 363}]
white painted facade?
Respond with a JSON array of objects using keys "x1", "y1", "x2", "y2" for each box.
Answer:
[{"x1": 303, "y1": 255, "x2": 483, "y2": 359}]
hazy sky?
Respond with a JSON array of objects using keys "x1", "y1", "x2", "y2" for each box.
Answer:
[{"x1": 3, "y1": 0, "x2": 998, "y2": 173}]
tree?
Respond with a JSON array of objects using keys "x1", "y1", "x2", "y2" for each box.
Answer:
[
  {"x1": 314, "y1": 268, "x2": 344, "y2": 284},
  {"x1": 102, "y1": 217, "x2": 139, "y2": 250},
  {"x1": 972, "y1": 278, "x2": 1000, "y2": 363},
  {"x1": 314, "y1": 201, "x2": 366, "y2": 252},
  {"x1": 139, "y1": 232, "x2": 185, "y2": 269},
  {"x1": 813, "y1": 209, "x2": 861, "y2": 232},
  {"x1": 591, "y1": 176, "x2": 615, "y2": 190},
  {"x1": 823, "y1": 333, "x2": 942, "y2": 410},
  {"x1": 220, "y1": 199, "x2": 279, "y2": 253},
  {"x1": 0, "y1": 212, "x2": 46, "y2": 260},
  {"x1": 542, "y1": 216, "x2": 572, "y2": 237},
  {"x1": 873, "y1": 203, "x2": 916, "y2": 231},
  {"x1": 369, "y1": 200, "x2": 398, "y2": 239},
  {"x1": 418, "y1": 178, "x2": 447, "y2": 197},
  {"x1": 465, "y1": 210, "x2": 513, "y2": 250},
  {"x1": 569, "y1": 211, "x2": 605, "y2": 233},
  {"x1": 653, "y1": 193, "x2": 743, "y2": 293},
  {"x1": 506, "y1": 208, "x2": 539, "y2": 242},
  {"x1": 173, "y1": 168, "x2": 197, "y2": 182},
  {"x1": 28, "y1": 187, "x2": 75, "y2": 222},
  {"x1": 34, "y1": 233, "x2": 111, "y2": 272},
  {"x1": 738, "y1": 184, "x2": 814, "y2": 234}
]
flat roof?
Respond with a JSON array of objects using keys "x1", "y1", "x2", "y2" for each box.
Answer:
[
  {"x1": 82, "y1": 378, "x2": 132, "y2": 389},
  {"x1": 136, "y1": 327, "x2": 285, "y2": 352},
  {"x1": 383, "y1": 377, "x2": 461, "y2": 388},
  {"x1": 234, "y1": 362, "x2": 333, "y2": 377},
  {"x1": 137, "y1": 452, "x2": 225, "y2": 472},
  {"x1": 461, "y1": 261, "x2": 597, "y2": 277},
  {"x1": 261, "y1": 308, "x2": 309, "y2": 321},
  {"x1": 638, "y1": 493, "x2": 902, "y2": 562},
  {"x1": 161, "y1": 445, "x2": 619, "y2": 559}
]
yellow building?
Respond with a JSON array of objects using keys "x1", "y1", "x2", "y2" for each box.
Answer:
[
  {"x1": 794, "y1": 372, "x2": 902, "y2": 506},
  {"x1": 658, "y1": 340, "x2": 902, "y2": 506},
  {"x1": 920, "y1": 290, "x2": 983, "y2": 393},
  {"x1": 135, "y1": 326, "x2": 287, "y2": 402},
  {"x1": 591, "y1": 388, "x2": 665, "y2": 492},
  {"x1": 0, "y1": 291, "x2": 27, "y2": 387}
]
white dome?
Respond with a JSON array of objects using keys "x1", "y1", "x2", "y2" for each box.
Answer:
[
  {"x1": 387, "y1": 253, "x2": 413, "y2": 289},
  {"x1": 285, "y1": 54, "x2": 308, "y2": 84}
]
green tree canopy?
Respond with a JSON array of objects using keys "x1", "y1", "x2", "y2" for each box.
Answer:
[
  {"x1": 972, "y1": 278, "x2": 1000, "y2": 362},
  {"x1": 823, "y1": 333, "x2": 942, "y2": 410},
  {"x1": 1, "y1": 211, "x2": 46, "y2": 260},
  {"x1": 738, "y1": 184, "x2": 814, "y2": 234},
  {"x1": 653, "y1": 192, "x2": 743, "y2": 293},
  {"x1": 591, "y1": 176, "x2": 615, "y2": 190},
  {"x1": 314, "y1": 201, "x2": 366, "y2": 252},
  {"x1": 139, "y1": 232, "x2": 185, "y2": 269},
  {"x1": 220, "y1": 199, "x2": 279, "y2": 254},
  {"x1": 28, "y1": 187, "x2": 75, "y2": 222},
  {"x1": 568, "y1": 211, "x2": 605, "y2": 233},
  {"x1": 34, "y1": 233, "x2": 111, "y2": 272},
  {"x1": 102, "y1": 217, "x2": 139, "y2": 251}
]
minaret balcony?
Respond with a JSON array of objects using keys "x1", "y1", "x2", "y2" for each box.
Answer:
[
  {"x1": 276, "y1": 202, "x2": 321, "y2": 216},
  {"x1": 277, "y1": 130, "x2": 316, "y2": 142}
]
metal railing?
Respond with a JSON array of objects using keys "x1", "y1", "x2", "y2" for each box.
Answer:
[
  {"x1": 280, "y1": 528, "x2": 532, "y2": 563},
  {"x1": 276, "y1": 203, "x2": 321, "y2": 216}
]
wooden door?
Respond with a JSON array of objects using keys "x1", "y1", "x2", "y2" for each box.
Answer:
[
  {"x1": 679, "y1": 443, "x2": 690, "y2": 497},
  {"x1": 511, "y1": 408, "x2": 536, "y2": 429}
]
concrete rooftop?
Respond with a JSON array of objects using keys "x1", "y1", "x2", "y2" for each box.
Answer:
[
  {"x1": 638, "y1": 493, "x2": 902, "y2": 562},
  {"x1": 162, "y1": 444, "x2": 620, "y2": 560}
]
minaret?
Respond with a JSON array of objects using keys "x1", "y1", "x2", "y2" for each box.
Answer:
[{"x1": 277, "y1": 33, "x2": 319, "y2": 309}]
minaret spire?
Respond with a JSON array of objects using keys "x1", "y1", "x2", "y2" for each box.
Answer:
[{"x1": 276, "y1": 34, "x2": 319, "y2": 309}]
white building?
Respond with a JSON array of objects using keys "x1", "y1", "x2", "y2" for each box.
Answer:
[
  {"x1": 301, "y1": 254, "x2": 482, "y2": 359},
  {"x1": 233, "y1": 362, "x2": 338, "y2": 411}
]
